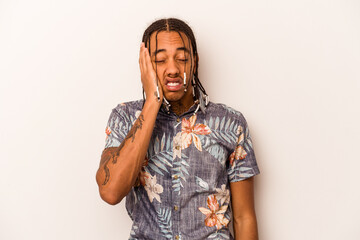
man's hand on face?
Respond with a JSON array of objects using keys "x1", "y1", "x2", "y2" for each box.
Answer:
[{"x1": 139, "y1": 42, "x2": 163, "y2": 104}]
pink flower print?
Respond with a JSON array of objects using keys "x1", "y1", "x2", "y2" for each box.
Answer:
[
  {"x1": 229, "y1": 145, "x2": 247, "y2": 167},
  {"x1": 105, "y1": 126, "x2": 111, "y2": 136},
  {"x1": 181, "y1": 115, "x2": 211, "y2": 151},
  {"x1": 143, "y1": 172, "x2": 163, "y2": 203},
  {"x1": 215, "y1": 184, "x2": 230, "y2": 205},
  {"x1": 105, "y1": 126, "x2": 111, "y2": 140},
  {"x1": 198, "y1": 195, "x2": 230, "y2": 230}
]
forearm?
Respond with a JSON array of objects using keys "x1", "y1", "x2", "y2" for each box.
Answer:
[
  {"x1": 96, "y1": 99, "x2": 160, "y2": 204},
  {"x1": 233, "y1": 216, "x2": 258, "y2": 240}
]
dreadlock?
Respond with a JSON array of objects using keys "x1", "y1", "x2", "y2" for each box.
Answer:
[{"x1": 141, "y1": 18, "x2": 207, "y2": 104}]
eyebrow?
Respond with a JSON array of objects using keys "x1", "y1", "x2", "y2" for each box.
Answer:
[{"x1": 152, "y1": 47, "x2": 190, "y2": 56}]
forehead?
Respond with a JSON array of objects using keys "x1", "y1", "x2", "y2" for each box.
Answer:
[{"x1": 149, "y1": 31, "x2": 191, "y2": 55}]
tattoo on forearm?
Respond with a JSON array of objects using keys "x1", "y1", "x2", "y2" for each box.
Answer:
[
  {"x1": 101, "y1": 114, "x2": 145, "y2": 185},
  {"x1": 126, "y1": 114, "x2": 144, "y2": 142},
  {"x1": 101, "y1": 142, "x2": 125, "y2": 185}
]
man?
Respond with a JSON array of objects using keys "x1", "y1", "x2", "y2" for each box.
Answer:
[{"x1": 96, "y1": 18, "x2": 260, "y2": 240}]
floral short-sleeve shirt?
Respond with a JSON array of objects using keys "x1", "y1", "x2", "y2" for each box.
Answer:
[{"x1": 104, "y1": 99, "x2": 260, "y2": 240}]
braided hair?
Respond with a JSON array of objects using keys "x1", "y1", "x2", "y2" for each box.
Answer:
[{"x1": 141, "y1": 18, "x2": 207, "y2": 103}]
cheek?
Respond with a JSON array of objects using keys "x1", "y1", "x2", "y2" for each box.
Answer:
[
  {"x1": 186, "y1": 63, "x2": 192, "y2": 73},
  {"x1": 185, "y1": 59, "x2": 195, "y2": 73},
  {"x1": 152, "y1": 64, "x2": 166, "y2": 78}
]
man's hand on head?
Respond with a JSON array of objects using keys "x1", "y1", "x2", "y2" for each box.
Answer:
[{"x1": 139, "y1": 42, "x2": 163, "y2": 104}]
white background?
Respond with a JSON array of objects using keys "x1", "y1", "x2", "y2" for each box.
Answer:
[{"x1": 1, "y1": 0, "x2": 359, "y2": 239}]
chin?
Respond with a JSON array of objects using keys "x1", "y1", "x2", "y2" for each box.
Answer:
[{"x1": 164, "y1": 92, "x2": 184, "y2": 102}]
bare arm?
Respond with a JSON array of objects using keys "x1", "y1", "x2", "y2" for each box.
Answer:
[
  {"x1": 230, "y1": 177, "x2": 259, "y2": 240},
  {"x1": 96, "y1": 42, "x2": 162, "y2": 205}
]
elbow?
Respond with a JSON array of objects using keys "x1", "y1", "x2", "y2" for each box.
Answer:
[
  {"x1": 96, "y1": 172, "x2": 126, "y2": 205},
  {"x1": 95, "y1": 167, "x2": 134, "y2": 205},
  {"x1": 98, "y1": 187, "x2": 125, "y2": 205}
]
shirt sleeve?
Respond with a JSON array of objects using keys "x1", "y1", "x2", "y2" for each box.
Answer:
[
  {"x1": 227, "y1": 114, "x2": 260, "y2": 182},
  {"x1": 104, "y1": 105, "x2": 130, "y2": 149}
]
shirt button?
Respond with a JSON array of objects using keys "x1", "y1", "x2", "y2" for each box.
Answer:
[
  {"x1": 175, "y1": 145, "x2": 180, "y2": 150},
  {"x1": 174, "y1": 205, "x2": 179, "y2": 211},
  {"x1": 175, "y1": 235, "x2": 180, "y2": 240},
  {"x1": 173, "y1": 175, "x2": 179, "y2": 179},
  {"x1": 176, "y1": 118, "x2": 180, "y2": 122}
]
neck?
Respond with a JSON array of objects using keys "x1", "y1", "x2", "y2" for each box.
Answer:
[
  {"x1": 169, "y1": 87, "x2": 195, "y2": 116},
  {"x1": 170, "y1": 99, "x2": 194, "y2": 116}
]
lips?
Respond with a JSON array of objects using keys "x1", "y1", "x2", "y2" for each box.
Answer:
[{"x1": 165, "y1": 78, "x2": 183, "y2": 91}]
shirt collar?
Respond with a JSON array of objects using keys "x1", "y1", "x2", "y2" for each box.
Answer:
[
  {"x1": 160, "y1": 90, "x2": 209, "y2": 115},
  {"x1": 198, "y1": 89, "x2": 208, "y2": 114}
]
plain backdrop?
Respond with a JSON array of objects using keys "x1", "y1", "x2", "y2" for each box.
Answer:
[{"x1": 1, "y1": 0, "x2": 359, "y2": 239}]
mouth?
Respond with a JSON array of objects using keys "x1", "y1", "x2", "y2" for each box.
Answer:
[{"x1": 165, "y1": 78, "x2": 183, "y2": 91}]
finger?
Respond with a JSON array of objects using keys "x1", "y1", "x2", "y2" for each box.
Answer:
[
  {"x1": 139, "y1": 42, "x2": 144, "y2": 63},
  {"x1": 139, "y1": 43, "x2": 147, "y2": 74},
  {"x1": 140, "y1": 44, "x2": 148, "y2": 73},
  {"x1": 144, "y1": 48, "x2": 158, "y2": 87},
  {"x1": 144, "y1": 47, "x2": 154, "y2": 73},
  {"x1": 139, "y1": 42, "x2": 143, "y2": 63},
  {"x1": 139, "y1": 42, "x2": 143, "y2": 72}
]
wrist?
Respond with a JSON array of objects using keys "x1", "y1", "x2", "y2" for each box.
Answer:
[{"x1": 144, "y1": 97, "x2": 162, "y2": 109}]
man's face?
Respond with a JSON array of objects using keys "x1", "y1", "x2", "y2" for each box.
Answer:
[{"x1": 149, "y1": 31, "x2": 196, "y2": 103}]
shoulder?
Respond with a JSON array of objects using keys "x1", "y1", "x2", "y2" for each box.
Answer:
[
  {"x1": 107, "y1": 99, "x2": 144, "y2": 126},
  {"x1": 206, "y1": 101, "x2": 247, "y2": 124},
  {"x1": 112, "y1": 99, "x2": 144, "y2": 116}
]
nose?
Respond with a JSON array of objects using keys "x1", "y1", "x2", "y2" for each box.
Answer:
[{"x1": 165, "y1": 59, "x2": 180, "y2": 77}]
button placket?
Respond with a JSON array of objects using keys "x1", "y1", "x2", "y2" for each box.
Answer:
[{"x1": 171, "y1": 116, "x2": 182, "y2": 239}]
